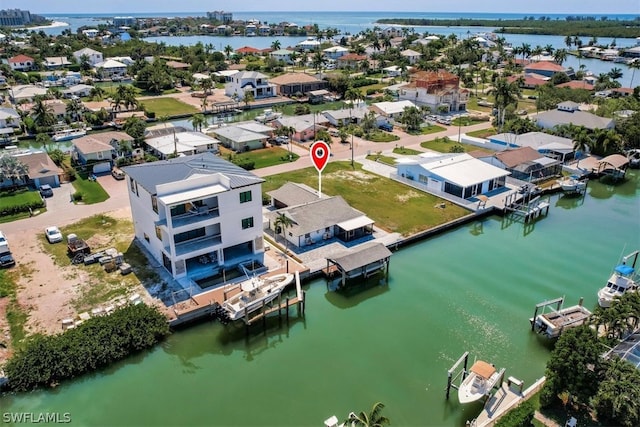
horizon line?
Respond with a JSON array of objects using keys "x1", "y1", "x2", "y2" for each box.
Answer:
[{"x1": 38, "y1": 10, "x2": 639, "y2": 16}]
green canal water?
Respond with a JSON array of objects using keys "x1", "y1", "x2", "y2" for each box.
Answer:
[{"x1": 2, "y1": 171, "x2": 639, "y2": 427}]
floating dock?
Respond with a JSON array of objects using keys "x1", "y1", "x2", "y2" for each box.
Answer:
[{"x1": 530, "y1": 297, "x2": 591, "y2": 339}]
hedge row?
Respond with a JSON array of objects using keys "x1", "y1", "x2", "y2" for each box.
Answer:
[
  {"x1": 0, "y1": 200, "x2": 45, "y2": 216},
  {"x1": 494, "y1": 400, "x2": 535, "y2": 427},
  {"x1": 351, "y1": 78, "x2": 379, "y2": 88},
  {"x1": 4, "y1": 304, "x2": 170, "y2": 392}
]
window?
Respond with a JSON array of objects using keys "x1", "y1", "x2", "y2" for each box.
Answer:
[
  {"x1": 174, "y1": 227, "x2": 206, "y2": 244},
  {"x1": 170, "y1": 204, "x2": 186, "y2": 217},
  {"x1": 155, "y1": 226, "x2": 162, "y2": 241},
  {"x1": 129, "y1": 178, "x2": 138, "y2": 196},
  {"x1": 239, "y1": 191, "x2": 252, "y2": 203},
  {"x1": 241, "y1": 217, "x2": 254, "y2": 229},
  {"x1": 143, "y1": 233, "x2": 150, "y2": 243},
  {"x1": 151, "y1": 195, "x2": 158, "y2": 213}
]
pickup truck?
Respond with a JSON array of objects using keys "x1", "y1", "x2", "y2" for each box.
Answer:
[{"x1": 67, "y1": 233, "x2": 90, "y2": 257}]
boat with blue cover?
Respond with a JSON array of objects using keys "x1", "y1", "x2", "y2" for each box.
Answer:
[{"x1": 597, "y1": 250, "x2": 639, "y2": 308}]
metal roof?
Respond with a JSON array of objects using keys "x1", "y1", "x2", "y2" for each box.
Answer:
[
  {"x1": 267, "y1": 182, "x2": 323, "y2": 207},
  {"x1": 328, "y1": 242, "x2": 392, "y2": 272},
  {"x1": 418, "y1": 154, "x2": 510, "y2": 187},
  {"x1": 122, "y1": 152, "x2": 264, "y2": 195}
]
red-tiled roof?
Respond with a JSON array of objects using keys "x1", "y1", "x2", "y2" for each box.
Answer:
[
  {"x1": 236, "y1": 46, "x2": 260, "y2": 54},
  {"x1": 524, "y1": 61, "x2": 566, "y2": 72},
  {"x1": 556, "y1": 81, "x2": 595, "y2": 90},
  {"x1": 337, "y1": 53, "x2": 368, "y2": 61},
  {"x1": 507, "y1": 75, "x2": 547, "y2": 87},
  {"x1": 613, "y1": 87, "x2": 634, "y2": 94},
  {"x1": 9, "y1": 54, "x2": 34, "y2": 63}
]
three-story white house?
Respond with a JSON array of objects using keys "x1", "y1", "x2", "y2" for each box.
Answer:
[
  {"x1": 123, "y1": 153, "x2": 265, "y2": 281},
  {"x1": 225, "y1": 71, "x2": 276, "y2": 100}
]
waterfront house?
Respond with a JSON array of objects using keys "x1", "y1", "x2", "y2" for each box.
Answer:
[
  {"x1": 13, "y1": 151, "x2": 63, "y2": 188},
  {"x1": 73, "y1": 48, "x2": 103, "y2": 66},
  {"x1": 73, "y1": 131, "x2": 131, "y2": 172},
  {"x1": 165, "y1": 60, "x2": 190, "y2": 70},
  {"x1": 397, "y1": 70, "x2": 469, "y2": 113},
  {"x1": 269, "y1": 49, "x2": 295, "y2": 64},
  {"x1": 323, "y1": 46, "x2": 349, "y2": 60},
  {"x1": 272, "y1": 116, "x2": 324, "y2": 142},
  {"x1": 507, "y1": 74, "x2": 548, "y2": 89},
  {"x1": 235, "y1": 46, "x2": 261, "y2": 56},
  {"x1": 269, "y1": 73, "x2": 328, "y2": 96},
  {"x1": 297, "y1": 37, "x2": 321, "y2": 51},
  {"x1": 224, "y1": 71, "x2": 276, "y2": 100},
  {"x1": 395, "y1": 153, "x2": 510, "y2": 200},
  {"x1": 477, "y1": 146, "x2": 561, "y2": 181},
  {"x1": 244, "y1": 24, "x2": 257, "y2": 36},
  {"x1": 43, "y1": 56, "x2": 71, "y2": 70},
  {"x1": 210, "y1": 125, "x2": 268, "y2": 152},
  {"x1": 62, "y1": 84, "x2": 94, "y2": 99},
  {"x1": 556, "y1": 80, "x2": 595, "y2": 91},
  {"x1": 212, "y1": 69, "x2": 239, "y2": 82},
  {"x1": 8, "y1": 54, "x2": 34, "y2": 71},
  {"x1": 378, "y1": 27, "x2": 403, "y2": 38},
  {"x1": 322, "y1": 106, "x2": 369, "y2": 127},
  {"x1": 488, "y1": 132, "x2": 576, "y2": 163},
  {"x1": 266, "y1": 184, "x2": 374, "y2": 248},
  {"x1": 81, "y1": 29, "x2": 99, "y2": 38},
  {"x1": 122, "y1": 152, "x2": 265, "y2": 281},
  {"x1": 9, "y1": 85, "x2": 47, "y2": 103},
  {"x1": 0, "y1": 107, "x2": 20, "y2": 130},
  {"x1": 94, "y1": 59, "x2": 128, "y2": 79},
  {"x1": 534, "y1": 104, "x2": 614, "y2": 131},
  {"x1": 524, "y1": 61, "x2": 569, "y2": 78},
  {"x1": 145, "y1": 130, "x2": 220, "y2": 160},
  {"x1": 336, "y1": 53, "x2": 368, "y2": 70}
]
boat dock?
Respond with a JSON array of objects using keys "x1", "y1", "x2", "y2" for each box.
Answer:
[
  {"x1": 503, "y1": 192, "x2": 550, "y2": 223},
  {"x1": 530, "y1": 297, "x2": 591, "y2": 339}
]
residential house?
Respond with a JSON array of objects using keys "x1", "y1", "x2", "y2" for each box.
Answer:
[
  {"x1": 236, "y1": 46, "x2": 261, "y2": 55},
  {"x1": 73, "y1": 131, "x2": 131, "y2": 172},
  {"x1": 273, "y1": 115, "x2": 325, "y2": 142},
  {"x1": 323, "y1": 46, "x2": 349, "y2": 60},
  {"x1": 383, "y1": 65, "x2": 402, "y2": 78},
  {"x1": 395, "y1": 153, "x2": 510, "y2": 200},
  {"x1": 94, "y1": 59, "x2": 128, "y2": 78},
  {"x1": 534, "y1": 104, "x2": 614, "y2": 131},
  {"x1": 212, "y1": 69, "x2": 239, "y2": 82},
  {"x1": 9, "y1": 85, "x2": 47, "y2": 103},
  {"x1": 43, "y1": 100, "x2": 69, "y2": 123},
  {"x1": 477, "y1": 146, "x2": 561, "y2": 181},
  {"x1": 270, "y1": 49, "x2": 296, "y2": 64},
  {"x1": 145, "y1": 130, "x2": 220, "y2": 159},
  {"x1": 266, "y1": 183, "x2": 374, "y2": 248},
  {"x1": 269, "y1": 72, "x2": 328, "y2": 96},
  {"x1": 165, "y1": 60, "x2": 190, "y2": 70},
  {"x1": 211, "y1": 125, "x2": 268, "y2": 151},
  {"x1": 258, "y1": 25, "x2": 271, "y2": 36},
  {"x1": 41, "y1": 71, "x2": 82, "y2": 87},
  {"x1": 62, "y1": 84, "x2": 94, "y2": 98},
  {"x1": 207, "y1": 11, "x2": 233, "y2": 22},
  {"x1": 524, "y1": 61, "x2": 569, "y2": 78},
  {"x1": 73, "y1": 48, "x2": 103, "y2": 66},
  {"x1": 8, "y1": 54, "x2": 35, "y2": 71},
  {"x1": 297, "y1": 37, "x2": 321, "y2": 51},
  {"x1": 507, "y1": 74, "x2": 548, "y2": 89},
  {"x1": 234, "y1": 121, "x2": 275, "y2": 137},
  {"x1": 322, "y1": 106, "x2": 369, "y2": 127},
  {"x1": 13, "y1": 151, "x2": 64, "y2": 188},
  {"x1": 244, "y1": 24, "x2": 257, "y2": 36},
  {"x1": 0, "y1": 107, "x2": 20, "y2": 129},
  {"x1": 370, "y1": 100, "x2": 417, "y2": 121},
  {"x1": 400, "y1": 49, "x2": 421, "y2": 65},
  {"x1": 82, "y1": 29, "x2": 99, "y2": 38},
  {"x1": 488, "y1": 132, "x2": 576, "y2": 162},
  {"x1": 378, "y1": 27, "x2": 403, "y2": 38},
  {"x1": 336, "y1": 53, "x2": 368, "y2": 69},
  {"x1": 556, "y1": 80, "x2": 595, "y2": 91},
  {"x1": 224, "y1": 71, "x2": 276, "y2": 100},
  {"x1": 108, "y1": 56, "x2": 135, "y2": 66},
  {"x1": 43, "y1": 57, "x2": 71, "y2": 70},
  {"x1": 397, "y1": 70, "x2": 469, "y2": 113},
  {"x1": 122, "y1": 152, "x2": 265, "y2": 280},
  {"x1": 215, "y1": 25, "x2": 231, "y2": 35}
]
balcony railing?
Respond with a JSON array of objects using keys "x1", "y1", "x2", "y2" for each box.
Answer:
[
  {"x1": 171, "y1": 233, "x2": 223, "y2": 257},
  {"x1": 157, "y1": 206, "x2": 220, "y2": 229}
]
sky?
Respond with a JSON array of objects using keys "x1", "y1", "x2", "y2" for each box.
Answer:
[{"x1": 7, "y1": 0, "x2": 639, "y2": 15}]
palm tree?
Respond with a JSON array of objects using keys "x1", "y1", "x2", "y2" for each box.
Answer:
[
  {"x1": 553, "y1": 48, "x2": 568, "y2": 66},
  {"x1": 223, "y1": 45, "x2": 233, "y2": 60},
  {"x1": 345, "y1": 402, "x2": 390, "y2": 427},
  {"x1": 629, "y1": 60, "x2": 640, "y2": 87},
  {"x1": 564, "y1": 35, "x2": 573, "y2": 48},
  {"x1": 243, "y1": 90, "x2": 255, "y2": 108},
  {"x1": 200, "y1": 78, "x2": 213, "y2": 96},
  {"x1": 608, "y1": 67, "x2": 623, "y2": 82},
  {"x1": 65, "y1": 99, "x2": 84, "y2": 123},
  {"x1": 189, "y1": 113, "x2": 207, "y2": 132},
  {"x1": 270, "y1": 40, "x2": 281, "y2": 51},
  {"x1": 0, "y1": 156, "x2": 29, "y2": 190},
  {"x1": 31, "y1": 98, "x2": 55, "y2": 129},
  {"x1": 488, "y1": 78, "x2": 520, "y2": 132},
  {"x1": 274, "y1": 213, "x2": 293, "y2": 256},
  {"x1": 520, "y1": 43, "x2": 531, "y2": 62}
]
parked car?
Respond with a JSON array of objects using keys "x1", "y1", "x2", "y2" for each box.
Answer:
[
  {"x1": 275, "y1": 136, "x2": 289, "y2": 144},
  {"x1": 45, "y1": 226, "x2": 63, "y2": 244},
  {"x1": 39, "y1": 184, "x2": 53, "y2": 198},
  {"x1": 379, "y1": 123, "x2": 394, "y2": 132},
  {"x1": 111, "y1": 168, "x2": 125, "y2": 180},
  {"x1": 0, "y1": 249, "x2": 15, "y2": 268},
  {"x1": 0, "y1": 231, "x2": 8, "y2": 252}
]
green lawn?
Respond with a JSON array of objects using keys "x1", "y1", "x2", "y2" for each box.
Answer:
[
  {"x1": 365, "y1": 154, "x2": 397, "y2": 165},
  {"x1": 467, "y1": 97, "x2": 493, "y2": 113},
  {"x1": 140, "y1": 97, "x2": 199, "y2": 116},
  {"x1": 72, "y1": 175, "x2": 110, "y2": 204},
  {"x1": 451, "y1": 117, "x2": 489, "y2": 126},
  {"x1": 467, "y1": 128, "x2": 497, "y2": 139},
  {"x1": 420, "y1": 124, "x2": 447, "y2": 135},
  {"x1": 0, "y1": 190, "x2": 42, "y2": 210},
  {"x1": 393, "y1": 147, "x2": 421, "y2": 155},
  {"x1": 420, "y1": 138, "x2": 494, "y2": 154},
  {"x1": 366, "y1": 131, "x2": 400, "y2": 143},
  {"x1": 220, "y1": 146, "x2": 300, "y2": 169},
  {"x1": 262, "y1": 162, "x2": 470, "y2": 236}
]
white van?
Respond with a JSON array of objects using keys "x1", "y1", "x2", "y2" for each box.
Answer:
[{"x1": 0, "y1": 231, "x2": 8, "y2": 252}]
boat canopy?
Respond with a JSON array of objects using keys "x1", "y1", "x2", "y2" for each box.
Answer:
[
  {"x1": 615, "y1": 265, "x2": 635, "y2": 275},
  {"x1": 470, "y1": 360, "x2": 496, "y2": 379}
]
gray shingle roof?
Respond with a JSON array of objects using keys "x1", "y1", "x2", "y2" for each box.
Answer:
[
  {"x1": 267, "y1": 182, "x2": 323, "y2": 207},
  {"x1": 535, "y1": 110, "x2": 614, "y2": 130},
  {"x1": 122, "y1": 152, "x2": 264, "y2": 194},
  {"x1": 328, "y1": 242, "x2": 392, "y2": 272}
]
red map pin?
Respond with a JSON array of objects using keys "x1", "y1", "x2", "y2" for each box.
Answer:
[{"x1": 310, "y1": 141, "x2": 330, "y2": 173}]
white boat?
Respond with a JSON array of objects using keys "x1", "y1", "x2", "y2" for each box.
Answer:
[
  {"x1": 627, "y1": 149, "x2": 640, "y2": 169},
  {"x1": 531, "y1": 304, "x2": 592, "y2": 339},
  {"x1": 458, "y1": 360, "x2": 502, "y2": 404},
  {"x1": 597, "y1": 250, "x2": 639, "y2": 308},
  {"x1": 557, "y1": 175, "x2": 587, "y2": 193},
  {"x1": 52, "y1": 128, "x2": 87, "y2": 142},
  {"x1": 255, "y1": 109, "x2": 282, "y2": 123},
  {"x1": 222, "y1": 273, "x2": 294, "y2": 321}
]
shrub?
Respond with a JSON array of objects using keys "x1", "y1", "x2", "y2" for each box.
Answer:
[
  {"x1": 235, "y1": 160, "x2": 255, "y2": 170},
  {"x1": 72, "y1": 191, "x2": 83, "y2": 202},
  {"x1": 494, "y1": 400, "x2": 535, "y2": 427},
  {"x1": 4, "y1": 304, "x2": 170, "y2": 392}
]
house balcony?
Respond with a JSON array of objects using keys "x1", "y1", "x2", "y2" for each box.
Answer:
[
  {"x1": 170, "y1": 233, "x2": 223, "y2": 257},
  {"x1": 157, "y1": 206, "x2": 220, "y2": 230}
]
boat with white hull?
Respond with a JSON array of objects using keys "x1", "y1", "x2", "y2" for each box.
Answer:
[
  {"x1": 458, "y1": 360, "x2": 503, "y2": 404},
  {"x1": 531, "y1": 304, "x2": 592, "y2": 339},
  {"x1": 222, "y1": 273, "x2": 294, "y2": 321},
  {"x1": 52, "y1": 128, "x2": 87, "y2": 142},
  {"x1": 557, "y1": 175, "x2": 587, "y2": 193},
  {"x1": 597, "y1": 250, "x2": 639, "y2": 308}
]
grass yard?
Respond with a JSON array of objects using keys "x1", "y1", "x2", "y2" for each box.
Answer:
[
  {"x1": 451, "y1": 117, "x2": 489, "y2": 126},
  {"x1": 420, "y1": 138, "x2": 494, "y2": 154},
  {"x1": 72, "y1": 174, "x2": 109, "y2": 204},
  {"x1": 356, "y1": 83, "x2": 386, "y2": 96},
  {"x1": 467, "y1": 97, "x2": 493, "y2": 113},
  {"x1": 39, "y1": 214, "x2": 162, "y2": 312},
  {"x1": 262, "y1": 162, "x2": 470, "y2": 236},
  {"x1": 420, "y1": 124, "x2": 447, "y2": 135},
  {"x1": 0, "y1": 190, "x2": 46, "y2": 223},
  {"x1": 140, "y1": 97, "x2": 199, "y2": 116},
  {"x1": 219, "y1": 146, "x2": 300, "y2": 169},
  {"x1": 366, "y1": 131, "x2": 400, "y2": 143},
  {"x1": 393, "y1": 147, "x2": 421, "y2": 155},
  {"x1": 467, "y1": 127, "x2": 497, "y2": 139},
  {"x1": 365, "y1": 154, "x2": 397, "y2": 165}
]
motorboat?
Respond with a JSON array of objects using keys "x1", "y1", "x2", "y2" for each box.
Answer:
[
  {"x1": 557, "y1": 175, "x2": 587, "y2": 193},
  {"x1": 222, "y1": 273, "x2": 294, "y2": 321},
  {"x1": 598, "y1": 250, "x2": 639, "y2": 308},
  {"x1": 627, "y1": 149, "x2": 640, "y2": 169},
  {"x1": 458, "y1": 360, "x2": 502, "y2": 404},
  {"x1": 52, "y1": 128, "x2": 87, "y2": 142},
  {"x1": 255, "y1": 108, "x2": 282, "y2": 123}
]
